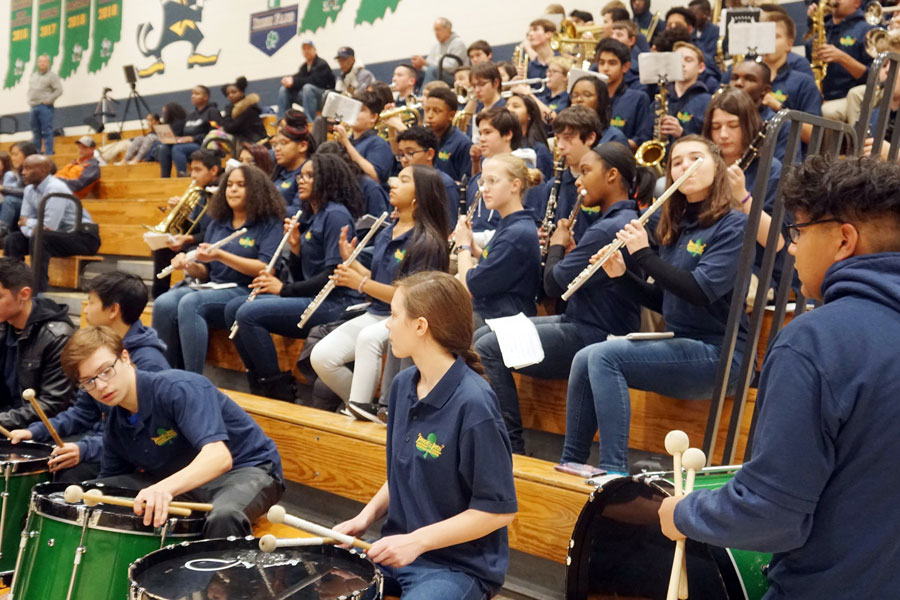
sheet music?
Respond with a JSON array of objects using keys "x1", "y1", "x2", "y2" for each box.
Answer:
[
  {"x1": 638, "y1": 52, "x2": 684, "y2": 84},
  {"x1": 485, "y1": 313, "x2": 545, "y2": 369},
  {"x1": 142, "y1": 231, "x2": 174, "y2": 251},
  {"x1": 728, "y1": 22, "x2": 775, "y2": 56},
  {"x1": 322, "y1": 93, "x2": 362, "y2": 125}
]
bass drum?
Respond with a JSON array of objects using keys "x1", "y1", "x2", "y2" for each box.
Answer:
[
  {"x1": 565, "y1": 467, "x2": 771, "y2": 600},
  {"x1": 129, "y1": 536, "x2": 382, "y2": 599}
]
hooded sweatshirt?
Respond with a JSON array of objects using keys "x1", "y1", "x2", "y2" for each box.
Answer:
[
  {"x1": 675, "y1": 253, "x2": 900, "y2": 599},
  {"x1": 27, "y1": 321, "x2": 169, "y2": 463}
]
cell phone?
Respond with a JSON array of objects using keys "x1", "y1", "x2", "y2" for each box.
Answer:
[{"x1": 554, "y1": 462, "x2": 606, "y2": 478}]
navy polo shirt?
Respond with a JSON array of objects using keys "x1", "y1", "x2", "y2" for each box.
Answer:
[
  {"x1": 610, "y1": 85, "x2": 653, "y2": 146},
  {"x1": 787, "y1": 52, "x2": 814, "y2": 78},
  {"x1": 659, "y1": 209, "x2": 749, "y2": 346},
  {"x1": 532, "y1": 143, "x2": 554, "y2": 181},
  {"x1": 383, "y1": 357, "x2": 517, "y2": 592},
  {"x1": 437, "y1": 169, "x2": 460, "y2": 225},
  {"x1": 745, "y1": 156, "x2": 791, "y2": 287},
  {"x1": 368, "y1": 224, "x2": 443, "y2": 316},
  {"x1": 693, "y1": 22, "x2": 720, "y2": 57},
  {"x1": 434, "y1": 126, "x2": 473, "y2": 183},
  {"x1": 299, "y1": 201, "x2": 356, "y2": 282},
  {"x1": 204, "y1": 217, "x2": 282, "y2": 286},
  {"x1": 271, "y1": 162, "x2": 304, "y2": 210},
  {"x1": 635, "y1": 11, "x2": 652, "y2": 36},
  {"x1": 551, "y1": 200, "x2": 642, "y2": 344},
  {"x1": 527, "y1": 58, "x2": 551, "y2": 83},
  {"x1": 100, "y1": 370, "x2": 283, "y2": 481},
  {"x1": 635, "y1": 33, "x2": 651, "y2": 53},
  {"x1": 806, "y1": 10, "x2": 873, "y2": 100},
  {"x1": 359, "y1": 174, "x2": 389, "y2": 217},
  {"x1": 625, "y1": 46, "x2": 643, "y2": 91},
  {"x1": 536, "y1": 89, "x2": 570, "y2": 115},
  {"x1": 668, "y1": 81, "x2": 712, "y2": 138},
  {"x1": 351, "y1": 130, "x2": 395, "y2": 185},
  {"x1": 598, "y1": 126, "x2": 629, "y2": 146},
  {"x1": 466, "y1": 173, "x2": 500, "y2": 232},
  {"x1": 770, "y1": 64, "x2": 822, "y2": 116},
  {"x1": 466, "y1": 210, "x2": 540, "y2": 319}
]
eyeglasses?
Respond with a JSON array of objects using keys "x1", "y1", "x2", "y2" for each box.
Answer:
[
  {"x1": 296, "y1": 172, "x2": 314, "y2": 183},
  {"x1": 79, "y1": 358, "x2": 119, "y2": 391},
  {"x1": 394, "y1": 149, "x2": 427, "y2": 161},
  {"x1": 481, "y1": 176, "x2": 512, "y2": 188},
  {"x1": 785, "y1": 218, "x2": 842, "y2": 243}
]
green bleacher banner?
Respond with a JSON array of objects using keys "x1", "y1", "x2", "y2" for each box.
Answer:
[
  {"x1": 4, "y1": 0, "x2": 33, "y2": 90},
  {"x1": 58, "y1": 0, "x2": 91, "y2": 79},
  {"x1": 36, "y1": 0, "x2": 62, "y2": 65},
  {"x1": 88, "y1": 0, "x2": 121, "y2": 73},
  {"x1": 356, "y1": 0, "x2": 400, "y2": 25}
]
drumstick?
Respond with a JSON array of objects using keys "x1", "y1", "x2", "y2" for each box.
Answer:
[
  {"x1": 666, "y1": 448, "x2": 707, "y2": 600},
  {"x1": 259, "y1": 534, "x2": 337, "y2": 553},
  {"x1": 267, "y1": 505, "x2": 372, "y2": 551},
  {"x1": 665, "y1": 430, "x2": 690, "y2": 598},
  {"x1": 63, "y1": 485, "x2": 192, "y2": 517},
  {"x1": 23, "y1": 388, "x2": 64, "y2": 447},
  {"x1": 108, "y1": 496, "x2": 214, "y2": 512},
  {"x1": 0, "y1": 423, "x2": 13, "y2": 440}
]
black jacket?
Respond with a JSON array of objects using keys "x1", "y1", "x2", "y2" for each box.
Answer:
[
  {"x1": 222, "y1": 93, "x2": 267, "y2": 143},
  {"x1": 289, "y1": 57, "x2": 335, "y2": 91},
  {"x1": 0, "y1": 297, "x2": 75, "y2": 429},
  {"x1": 184, "y1": 102, "x2": 220, "y2": 144}
]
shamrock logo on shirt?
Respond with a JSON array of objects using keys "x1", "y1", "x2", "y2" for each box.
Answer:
[
  {"x1": 437, "y1": 150, "x2": 451, "y2": 161},
  {"x1": 305, "y1": 230, "x2": 312, "y2": 241},
  {"x1": 581, "y1": 205, "x2": 600, "y2": 215},
  {"x1": 239, "y1": 237, "x2": 255, "y2": 247},
  {"x1": 416, "y1": 433, "x2": 444, "y2": 459},
  {"x1": 280, "y1": 181, "x2": 291, "y2": 189},
  {"x1": 393, "y1": 248, "x2": 406, "y2": 263},
  {"x1": 773, "y1": 89, "x2": 788, "y2": 103},
  {"x1": 152, "y1": 428, "x2": 178, "y2": 446},
  {"x1": 610, "y1": 116, "x2": 626, "y2": 128},
  {"x1": 686, "y1": 238, "x2": 707, "y2": 257},
  {"x1": 676, "y1": 111, "x2": 693, "y2": 124},
  {"x1": 839, "y1": 35, "x2": 856, "y2": 47},
  {"x1": 481, "y1": 246, "x2": 489, "y2": 260}
]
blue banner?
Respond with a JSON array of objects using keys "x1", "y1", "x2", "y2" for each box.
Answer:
[{"x1": 250, "y1": 5, "x2": 297, "y2": 56}]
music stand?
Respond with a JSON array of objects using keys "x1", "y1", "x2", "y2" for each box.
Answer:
[{"x1": 119, "y1": 65, "x2": 151, "y2": 135}]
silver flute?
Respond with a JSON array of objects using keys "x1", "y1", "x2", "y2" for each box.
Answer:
[
  {"x1": 560, "y1": 157, "x2": 704, "y2": 301},
  {"x1": 296, "y1": 211, "x2": 389, "y2": 329},
  {"x1": 156, "y1": 227, "x2": 248, "y2": 279},
  {"x1": 228, "y1": 210, "x2": 303, "y2": 339}
]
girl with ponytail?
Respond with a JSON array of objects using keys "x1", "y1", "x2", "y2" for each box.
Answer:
[{"x1": 335, "y1": 271, "x2": 517, "y2": 600}]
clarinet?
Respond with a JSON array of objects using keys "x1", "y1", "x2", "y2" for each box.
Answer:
[
  {"x1": 297, "y1": 211, "x2": 389, "y2": 329},
  {"x1": 448, "y1": 185, "x2": 482, "y2": 254},
  {"x1": 737, "y1": 128, "x2": 766, "y2": 171},
  {"x1": 156, "y1": 227, "x2": 248, "y2": 279},
  {"x1": 540, "y1": 157, "x2": 566, "y2": 264},
  {"x1": 228, "y1": 209, "x2": 303, "y2": 339},
  {"x1": 560, "y1": 157, "x2": 705, "y2": 301}
]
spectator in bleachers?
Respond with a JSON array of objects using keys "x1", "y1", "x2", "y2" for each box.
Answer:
[
  {"x1": 277, "y1": 40, "x2": 336, "y2": 119},
  {"x1": 0, "y1": 153, "x2": 13, "y2": 193},
  {"x1": 0, "y1": 257, "x2": 75, "y2": 429},
  {"x1": 27, "y1": 54, "x2": 63, "y2": 156},
  {"x1": 159, "y1": 86, "x2": 219, "y2": 178},
  {"x1": 56, "y1": 136, "x2": 101, "y2": 199},
  {"x1": 5, "y1": 155, "x2": 100, "y2": 292},
  {"x1": 334, "y1": 46, "x2": 374, "y2": 96},
  {"x1": 0, "y1": 142, "x2": 38, "y2": 241},
  {"x1": 467, "y1": 40, "x2": 493, "y2": 65},
  {"x1": 411, "y1": 17, "x2": 468, "y2": 86},
  {"x1": 115, "y1": 113, "x2": 162, "y2": 166},
  {"x1": 239, "y1": 142, "x2": 274, "y2": 175},
  {"x1": 213, "y1": 76, "x2": 267, "y2": 150},
  {"x1": 271, "y1": 110, "x2": 314, "y2": 212}
]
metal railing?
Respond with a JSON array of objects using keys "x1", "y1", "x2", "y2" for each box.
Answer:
[{"x1": 31, "y1": 192, "x2": 88, "y2": 291}]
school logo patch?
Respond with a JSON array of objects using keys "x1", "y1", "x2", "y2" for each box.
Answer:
[
  {"x1": 581, "y1": 205, "x2": 600, "y2": 214},
  {"x1": 773, "y1": 89, "x2": 788, "y2": 103},
  {"x1": 437, "y1": 150, "x2": 451, "y2": 161},
  {"x1": 676, "y1": 111, "x2": 693, "y2": 124},
  {"x1": 686, "y1": 237, "x2": 707, "y2": 257},
  {"x1": 839, "y1": 35, "x2": 855, "y2": 47},
  {"x1": 280, "y1": 180, "x2": 291, "y2": 189},
  {"x1": 152, "y1": 428, "x2": 177, "y2": 446},
  {"x1": 481, "y1": 246, "x2": 489, "y2": 260},
  {"x1": 393, "y1": 248, "x2": 406, "y2": 263},
  {"x1": 416, "y1": 432, "x2": 444, "y2": 459},
  {"x1": 305, "y1": 230, "x2": 312, "y2": 241},
  {"x1": 239, "y1": 236, "x2": 255, "y2": 247},
  {"x1": 610, "y1": 116, "x2": 626, "y2": 128}
]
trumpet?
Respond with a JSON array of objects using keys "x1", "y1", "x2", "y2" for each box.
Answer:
[
  {"x1": 144, "y1": 182, "x2": 209, "y2": 236},
  {"x1": 156, "y1": 227, "x2": 248, "y2": 279},
  {"x1": 865, "y1": 1, "x2": 900, "y2": 25},
  {"x1": 228, "y1": 210, "x2": 302, "y2": 339},
  {"x1": 297, "y1": 211, "x2": 389, "y2": 329},
  {"x1": 560, "y1": 157, "x2": 704, "y2": 301},
  {"x1": 501, "y1": 77, "x2": 548, "y2": 95},
  {"x1": 376, "y1": 99, "x2": 421, "y2": 139}
]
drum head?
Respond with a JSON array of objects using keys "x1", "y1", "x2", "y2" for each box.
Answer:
[
  {"x1": 30, "y1": 482, "x2": 204, "y2": 536},
  {"x1": 565, "y1": 476, "x2": 746, "y2": 600},
  {"x1": 130, "y1": 537, "x2": 380, "y2": 600},
  {"x1": 0, "y1": 439, "x2": 53, "y2": 474}
]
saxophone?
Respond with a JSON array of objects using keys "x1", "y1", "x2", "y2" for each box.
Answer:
[
  {"x1": 540, "y1": 156, "x2": 566, "y2": 264},
  {"x1": 634, "y1": 80, "x2": 668, "y2": 177},
  {"x1": 810, "y1": 0, "x2": 831, "y2": 93}
]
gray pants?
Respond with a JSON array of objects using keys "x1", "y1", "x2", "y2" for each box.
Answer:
[{"x1": 92, "y1": 463, "x2": 284, "y2": 538}]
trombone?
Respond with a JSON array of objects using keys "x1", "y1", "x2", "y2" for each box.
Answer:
[
  {"x1": 501, "y1": 77, "x2": 548, "y2": 95},
  {"x1": 865, "y1": 1, "x2": 900, "y2": 25}
]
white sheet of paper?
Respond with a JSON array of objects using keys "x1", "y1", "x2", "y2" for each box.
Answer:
[
  {"x1": 638, "y1": 52, "x2": 684, "y2": 85},
  {"x1": 485, "y1": 313, "x2": 545, "y2": 369},
  {"x1": 322, "y1": 92, "x2": 362, "y2": 125},
  {"x1": 142, "y1": 231, "x2": 175, "y2": 251},
  {"x1": 567, "y1": 68, "x2": 609, "y2": 94},
  {"x1": 728, "y1": 22, "x2": 775, "y2": 56}
]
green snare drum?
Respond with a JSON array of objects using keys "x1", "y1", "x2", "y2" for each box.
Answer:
[
  {"x1": 565, "y1": 467, "x2": 772, "y2": 600},
  {"x1": 9, "y1": 482, "x2": 205, "y2": 600},
  {"x1": 0, "y1": 439, "x2": 52, "y2": 577}
]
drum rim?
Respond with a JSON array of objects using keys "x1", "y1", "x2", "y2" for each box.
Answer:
[{"x1": 0, "y1": 440, "x2": 54, "y2": 475}]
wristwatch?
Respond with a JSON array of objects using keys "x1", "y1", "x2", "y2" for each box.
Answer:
[{"x1": 457, "y1": 244, "x2": 472, "y2": 254}]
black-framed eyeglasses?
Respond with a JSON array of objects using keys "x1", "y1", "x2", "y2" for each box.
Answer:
[
  {"x1": 79, "y1": 358, "x2": 119, "y2": 391},
  {"x1": 394, "y1": 149, "x2": 426, "y2": 162},
  {"x1": 786, "y1": 218, "x2": 842, "y2": 243}
]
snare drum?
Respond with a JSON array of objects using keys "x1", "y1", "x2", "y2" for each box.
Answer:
[
  {"x1": 129, "y1": 536, "x2": 382, "y2": 599},
  {"x1": 566, "y1": 467, "x2": 772, "y2": 600},
  {"x1": 0, "y1": 439, "x2": 52, "y2": 576},
  {"x1": 9, "y1": 482, "x2": 204, "y2": 600}
]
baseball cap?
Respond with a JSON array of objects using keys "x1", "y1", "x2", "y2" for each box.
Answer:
[
  {"x1": 335, "y1": 46, "x2": 354, "y2": 59},
  {"x1": 301, "y1": 39, "x2": 315, "y2": 47},
  {"x1": 76, "y1": 136, "x2": 96, "y2": 148}
]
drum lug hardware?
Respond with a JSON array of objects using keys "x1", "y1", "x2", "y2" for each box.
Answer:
[{"x1": 47, "y1": 538, "x2": 54, "y2": 547}]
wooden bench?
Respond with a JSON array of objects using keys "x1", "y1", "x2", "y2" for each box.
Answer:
[
  {"x1": 98, "y1": 178, "x2": 190, "y2": 200},
  {"x1": 7, "y1": 254, "x2": 103, "y2": 289},
  {"x1": 229, "y1": 391, "x2": 590, "y2": 564}
]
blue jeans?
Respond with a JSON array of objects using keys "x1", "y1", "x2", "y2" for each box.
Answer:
[
  {"x1": 30, "y1": 104, "x2": 55, "y2": 154},
  {"x1": 158, "y1": 142, "x2": 201, "y2": 178},
  {"x1": 474, "y1": 315, "x2": 588, "y2": 454},
  {"x1": 225, "y1": 293, "x2": 352, "y2": 377},
  {"x1": 560, "y1": 337, "x2": 741, "y2": 473},
  {"x1": 0, "y1": 195, "x2": 23, "y2": 230},
  {"x1": 277, "y1": 84, "x2": 324, "y2": 118},
  {"x1": 381, "y1": 560, "x2": 487, "y2": 600},
  {"x1": 151, "y1": 285, "x2": 249, "y2": 373}
]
